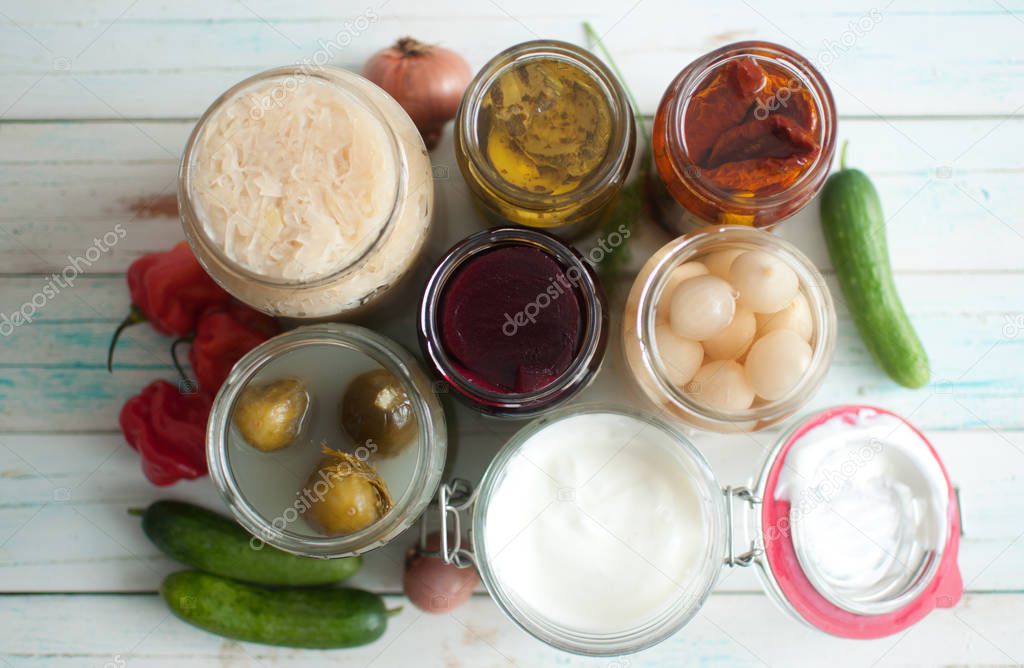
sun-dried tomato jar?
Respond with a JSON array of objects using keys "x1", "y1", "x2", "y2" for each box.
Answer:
[{"x1": 649, "y1": 42, "x2": 836, "y2": 233}]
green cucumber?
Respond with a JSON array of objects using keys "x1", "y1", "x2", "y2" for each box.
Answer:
[
  {"x1": 819, "y1": 144, "x2": 930, "y2": 388},
  {"x1": 141, "y1": 500, "x2": 361, "y2": 586},
  {"x1": 161, "y1": 571, "x2": 390, "y2": 649}
]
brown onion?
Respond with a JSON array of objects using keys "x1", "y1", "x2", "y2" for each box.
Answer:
[
  {"x1": 403, "y1": 531, "x2": 478, "y2": 613},
  {"x1": 363, "y1": 37, "x2": 472, "y2": 149}
]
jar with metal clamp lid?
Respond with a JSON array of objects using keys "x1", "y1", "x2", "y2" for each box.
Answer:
[{"x1": 427, "y1": 404, "x2": 963, "y2": 656}]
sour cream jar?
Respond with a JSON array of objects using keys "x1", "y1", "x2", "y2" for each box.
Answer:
[
  {"x1": 180, "y1": 67, "x2": 434, "y2": 319},
  {"x1": 433, "y1": 404, "x2": 962, "y2": 655},
  {"x1": 206, "y1": 324, "x2": 446, "y2": 557}
]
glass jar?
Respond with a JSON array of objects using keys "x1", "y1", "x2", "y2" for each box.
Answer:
[
  {"x1": 454, "y1": 40, "x2": 636, "y2": 236},
  {"x1": 623, "y1": 226, "x2": 836, "y2": 432},
  {"x1": 179, "y1": 66, "x2": 434, "y2": 320},
  {"x1": 432, "y1": 404, "x2": 963, "y2": 655},
  {"x1": 649, "y1": 41, "x2": 836, "y2": 233},
  {"x1": 207, "y1": 324, "x2": 446, "y2": 557},
  {"x1": 418, "y1": 227, "x2": 607, "y2": 418}
]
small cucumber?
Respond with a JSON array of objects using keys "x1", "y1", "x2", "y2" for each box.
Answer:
[
  {"x1": 142, "y1": 500, "x2": 361, "y2": 586},
  {"x1": 161, "y1": 571, "x2": 390, "y2": 649},
  {"x1": 819, "y1": 145, "x2": 930, "y2": 388}
]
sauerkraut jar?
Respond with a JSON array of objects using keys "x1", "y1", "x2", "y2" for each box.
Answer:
[{"x1": 179, "y1": 67, "x2": 434, "y2": 319}]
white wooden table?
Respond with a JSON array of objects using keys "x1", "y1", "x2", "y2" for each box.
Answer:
[{"x1": 2, "y1": 1, "x2": 1023, "y2": 666}]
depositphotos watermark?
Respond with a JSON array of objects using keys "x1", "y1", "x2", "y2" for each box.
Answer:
[
  {"x1": 762, "y1": 437, "x2": 883, "y2": 543},
  {"x1": 249, "y1": 9, "x2": 379, "y2": 120},
  {"x1": 751, "y1": 8, "x2": 883, "y2": 122},
  {"x1": 501, "y1": 224, "x2": 630, "y2": 337},
  {"x1": 0, "y1": 224, "x2": 127, "y2": 337},
  {"x1": 248, "y1": 439, "x2": 378, "y2": 550},
  {"x1": 816, "y1": 8, "x2": 883, "y2": 74}
]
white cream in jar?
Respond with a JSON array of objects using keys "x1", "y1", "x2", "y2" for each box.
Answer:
[
  {"x1": 774, "y1": 408, "x2": 949, "y2": 613},
  {"x1": 482, "y1": 411, "x2": 708, "y2": 633}
]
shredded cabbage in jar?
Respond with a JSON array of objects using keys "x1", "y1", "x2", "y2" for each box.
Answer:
[{"x1": 190, "y1": 77, "x2": 399, "y2": 282}]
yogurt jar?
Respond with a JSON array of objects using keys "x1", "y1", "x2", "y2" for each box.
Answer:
[
  {"x1": 433, "y1": 405, "x2": 962, "y2": 655},
  {"x1": 623, "y1": 226, "x2": 836, "y2": 432},
  {"x1": 179, "y1": 67, "x2": 434, "y2": 319},
  {"x1": 206, "y1": 324, "x2": 446, "y2": 557}
]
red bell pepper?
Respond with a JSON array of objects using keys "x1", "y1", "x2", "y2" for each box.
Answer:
[
  {"x1": 108, "y1": 242, "x2": 230, "y2": 371},
  {"x1": 119, "y1": 380, "x2": 212, "y2": 486},
  {"x1": 185, "y1": 302, "x2": 280, "y2": 394}
]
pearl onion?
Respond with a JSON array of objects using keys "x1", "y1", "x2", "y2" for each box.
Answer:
[
  {"x1": 729, "y1": 250, "x2": 799, "y2": 314},
  {"x1": 702, "y1": 306, "x2": 756, "y2": 360},
  {"x1": 656, "y1": 262, "x2": 709, "y2": 320},
  {"x1": 669, "y1": 275, "x2": 737, "y2": 341},
  {"x1": 744, "y1": 329, "x2": 812, "y2": 401},
  {"x1": 704, "y1": 249, "x2": 745, "y2": 279},
  {"x1": 755, "y1": 292, "x2": 813, "y2": 341},
  {"x1": 654, "y1": 323, "x2": 703, "y2": 386},
  {"x1": 687, "y1": 360, "x2": 755, "y2": 411}
]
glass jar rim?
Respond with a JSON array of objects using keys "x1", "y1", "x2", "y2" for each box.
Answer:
[
  {"x1": 206, "y1": 323, "x2": 446, "y2": 557},
  {"x1": 179, "y1": 66, "x2": 405, "y2": 290},
  {"x1": 660, "y1": 41, "x2": 837, "y2": 212},
  {"x1": 634, "y1": 226, "x2": 836, "y2": 428},
  {"x1": 470, "y1": 403, "x2": 727, "y2": 656},
  {"x1": 418, "y1": 227, "x2": 608, "y2": 416},
  {"x1": 749, "y1": 405, "x2": 961, "y2": 636},
  {"x1": 456, "y1": 40, "x2": 635, "y2": 212}
]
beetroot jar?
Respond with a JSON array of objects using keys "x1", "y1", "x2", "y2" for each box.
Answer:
[{"x1": 419, "y1": 227, "x2": 607, "y2": 417}]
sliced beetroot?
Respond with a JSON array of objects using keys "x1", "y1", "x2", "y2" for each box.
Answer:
[{"x1": 439, "y1": 245, "x2": 583, "y2": 394}]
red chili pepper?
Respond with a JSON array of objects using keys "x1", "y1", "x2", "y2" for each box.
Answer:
[
  {"x1": 108, "y1": 242, "x2": 230, "y2": 371},
  {"x1": 119, "y1": 380, "x2": 212, "y2": 486},
  {"x1": 182, "y1": 302, "x2": 280, "y2": 394}
]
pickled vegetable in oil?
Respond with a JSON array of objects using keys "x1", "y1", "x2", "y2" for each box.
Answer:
[{"x1": 480, "y1": 58, "x2": 612, "y2": 195}]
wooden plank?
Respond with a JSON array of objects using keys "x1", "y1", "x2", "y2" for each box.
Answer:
[
  {"x1": 1, "y1": 118, "x2": 1023, "y2": 273},
  {"x1": 0, "y1": 428, "x2": 1020, "y2": 594},
  {"x1": 1, "y1": 1, "x2": 1024, "y2": 117},
  {"x1": 0, "y1": 591, "x2": 1022, "y2": 666},
  {"x1": 1, "y1": 263, "x2": 1022, "y2": 432}
]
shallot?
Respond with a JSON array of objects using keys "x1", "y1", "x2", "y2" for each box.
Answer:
[{"x1": 364, "y1": 38, "x2": 473, "y2": 149}]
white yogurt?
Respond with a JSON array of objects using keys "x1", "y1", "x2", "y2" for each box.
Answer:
[
  {"x1": 774, "y1": 408, "x2": 948, "y2": 611},
  {"x1": 482, "y1": 412, "x2": 710, "y2": 634}
]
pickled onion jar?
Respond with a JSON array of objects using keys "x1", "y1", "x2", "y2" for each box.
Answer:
[{"x1": 623, "y1": 226, "x2": 836, "y2": 432}]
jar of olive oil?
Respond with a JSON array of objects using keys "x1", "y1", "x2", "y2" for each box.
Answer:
[{"x1": 454, "y1": 41, "x2": 636, "y2": 235}]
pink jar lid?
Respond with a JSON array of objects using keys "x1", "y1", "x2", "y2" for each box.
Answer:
[{"x1": 758, "y1": 405, "x2": 963, "y2": 638}]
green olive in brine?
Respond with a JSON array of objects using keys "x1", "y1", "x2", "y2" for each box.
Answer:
[
  {"x1": 340, "y1": 369, "x2": 417, "y2": 458},
  {"x1": 302, "y1": 448, "x2": 394, "y2": 536},
  {"x1": 232, "y1": 377, "x2": 309, "y2": 452}
]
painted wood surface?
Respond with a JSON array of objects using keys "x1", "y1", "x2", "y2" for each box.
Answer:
[
  {"x1": 1, "y1": 0, "x2": 1023, "y2": 665},
  {"x1": 2, "y1": 593, "x2": 1024, "y2": 667}
]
